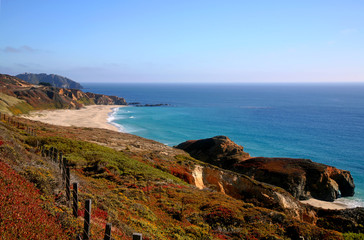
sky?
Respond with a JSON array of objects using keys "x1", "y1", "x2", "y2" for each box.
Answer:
[{"x1": 0, "y1": 0, "x2": 363, "y2": 83}]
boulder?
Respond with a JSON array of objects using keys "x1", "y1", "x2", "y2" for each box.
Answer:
[{"x1": 175, "y1": 136, "x2": 250, "y2": 168}]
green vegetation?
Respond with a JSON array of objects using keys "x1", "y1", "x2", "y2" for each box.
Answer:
[
  {"x1": 77, "y1": 96, "x2": 95, "y2": 105},
  {"x1": 344, "y1": 233, "x2": 364, "y2": 240},
  {"x1": 28, "y1": 136, "x2": 184, "y2": 183},
  {"x1": 0, "y1": 93, "x2": 33, "y2": 115}
]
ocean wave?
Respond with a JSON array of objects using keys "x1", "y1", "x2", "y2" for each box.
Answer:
[
  {"x1": 107, "y1": 107, "x2": 120, "y2": 122},
  {"x1": 107, "y1": 107, "x2": 125, "y2": 132},
  {"x1": 129, "y1": 116, "x2": 135, "y2": 119},
  {"x1": 335, "y1": 197, "x2": 364, "y2": 208}
]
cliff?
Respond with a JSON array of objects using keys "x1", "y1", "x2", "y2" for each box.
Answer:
[
  {"x1": 233, "y1": 157, "x2": 355, "y2": 201},
  {"x1": 176, "y1": 136, "x2": 355, "y2": 202},
  {"x1": 0, "y1": 74, "x2": 126, "y2": 114},
  {"x1": 16, "y1": 73, "x2": 83, "y2": 89}
]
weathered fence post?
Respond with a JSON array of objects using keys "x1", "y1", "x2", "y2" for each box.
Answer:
[
  {"x1": 133, "y1": 233, "x2": 143, "y2": 240},
  {"x1": 59, "y1": 152, "x2": 63, "y2": 170},
  {"x1": 62, "y1": 157, "x2": 67, "y2": 183},
  {"x1": 54, "y1": 148, "x2": 58, "y2": 162},
  {"x1": 83, "y1": 199, "x2": 92, "y2": 240},
  {"x1": 66, "y1": 167, "x2": 71, "y2": 205},
  {"x1": 73, "y1": 183, "x2": 78, "y2": 217},
  {"x1": 104, "y1": 223, "x2": 112, "y2": 240}
]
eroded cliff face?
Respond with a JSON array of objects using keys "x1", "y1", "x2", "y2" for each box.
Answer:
[
  {"x1": 233, "y1": 157, "x2": 355, "y2": 202},
  {"x1": 191, "y1": 164, "x2": 317, "y2": 222},
  {"x1": 0, "y1": 74, "x2": 127, "y2": 112},
  {"x1": 177, "y1": 136, "x2": 355, "y2": 202}
]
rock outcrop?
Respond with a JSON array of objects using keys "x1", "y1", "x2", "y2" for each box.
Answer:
[
  {"x1": 176, "y1": 136, "x2": 250, "y2": 168},
  {"x1": 85, "y1": 92, "x2": 127, "y2": 105},
  {"x1": 233, "y1": 157, "x2": 355, "y2": 201},
  {"x1": 177, "y1": 136, "x2": 355, "y2": 202},
  {"x1": 191, "y1": 164, "x2": 317, "y2": 222}
]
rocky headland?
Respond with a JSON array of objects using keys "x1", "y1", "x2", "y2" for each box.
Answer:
[{"x1": 176, "y1": 136, "x2": 355, "y2": 202}]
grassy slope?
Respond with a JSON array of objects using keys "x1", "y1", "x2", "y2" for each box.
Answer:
[
  {"x1": 1, "y1": 117, "x2": 349, "y2": 240},
  {"x1": 0, "y1": 93, "x2": 34, "y2": 115}
]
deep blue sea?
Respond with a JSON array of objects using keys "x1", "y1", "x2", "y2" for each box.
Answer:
[{"x1": 83, "y1": 83, "x2": 364, "y2": 207}]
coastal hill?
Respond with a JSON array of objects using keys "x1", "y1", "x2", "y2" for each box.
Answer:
[
  {"x1": 0, "y1": 74, "x2": 126, "y2": 115},
  {"x1": 1, "y1": 73, "x2": 363, "y2": 239},
  {"x1": 16, "y1": 73, "x2": 83, "y2": 89},
  {"x1": 0, "y1": 114, "x2": 356, "y2": 239}
]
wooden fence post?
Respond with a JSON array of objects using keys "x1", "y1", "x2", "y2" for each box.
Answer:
[
  {"x1": 59, "y1": 152, "x2": 63, "y2": 170},
  {"x1": 83, "y1": 199, "x2": 92, "y2": 240},
  {"x1": 104, "y1": 223, "x2": 112, "y2": 240},
  {"x1": 133, "y1": 233, "x2": 143, "y2": 240},
  {"x1": 73, "y1": 183, "x2": 78, "y2": 218},
  {"x1": 66, "y1": 167, "x2": 71, "y2": 205},
  {"x1": 54, "y1": 148, "x2": 58, "y2": 162},
  {"x1": 62, "y1": 157, "x2": 67, "y2": 183}
]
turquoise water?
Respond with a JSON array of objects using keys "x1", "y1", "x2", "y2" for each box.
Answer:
[{"x1": 84, "y1": 83, "x2": 364, "y2": 207}]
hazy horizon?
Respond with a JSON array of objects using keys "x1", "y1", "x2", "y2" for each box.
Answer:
[{"x1": 1, "y1": 1, "x2": 363, "y2": 83}]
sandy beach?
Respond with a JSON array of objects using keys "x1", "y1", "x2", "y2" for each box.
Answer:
[
  {"x1": 300, "y1": 198, "x2": 348, "y2": 210},
  {"x1": 23, "y1": 105, "x2": 124, "y2": 132}
]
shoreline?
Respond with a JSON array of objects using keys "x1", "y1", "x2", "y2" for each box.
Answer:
[
  {"x1": 300, "y1": 198, "x2": 349, "y2": 210},
  {"x1": 20, "y1": 105, "x2": 363, "y2": 210},
  {"x1": 23, "y1": 105, "x2": 125, "y2": 132}
]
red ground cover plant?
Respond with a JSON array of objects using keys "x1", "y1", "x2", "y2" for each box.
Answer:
[{"x1": 0, "y1": 160, "x2": 72, "y2": 239}]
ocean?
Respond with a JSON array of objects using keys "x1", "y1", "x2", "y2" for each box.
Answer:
[{"x1": 83, "y1": 83, "x2": 364, "y2": 207}]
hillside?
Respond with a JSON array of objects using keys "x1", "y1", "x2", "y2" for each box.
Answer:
[
  {"x1": 0, "y1": 74, "x2": 126, "y2": 115},
  {"x1": 1, "y1": 73, "x2": 364, "y2": 239},
  {"x1": 2, "y1": 112, "x2": 364, "y2": 239},
  {"x1": 16, "y1": 73, "x2": 83, "y2": 89}
]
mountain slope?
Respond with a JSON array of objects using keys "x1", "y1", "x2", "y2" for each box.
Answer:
[
  {"x1": 0, "y1": 74, "x2": 126, "y2": 115},
  {"x1": 16, "y1": 73, "x2": 83, "y2": 89}
]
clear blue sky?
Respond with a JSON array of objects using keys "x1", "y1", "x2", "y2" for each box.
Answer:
[{"x1": 0, "y1": 0, "x2": 363, "y2": 83}]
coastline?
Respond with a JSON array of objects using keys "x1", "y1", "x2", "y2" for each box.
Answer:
[
  {"x1": 23, "y1": 105, "x2": 124, "y2": 132},
  {"x1": 300, "y1": 198, "x2": 349, "y2": 210},
  {"x1": 20, "y1": 104, "x2": 358, "y2": 210}
]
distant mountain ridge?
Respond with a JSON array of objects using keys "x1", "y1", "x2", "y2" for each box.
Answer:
[{"x1": 16, "y1": 73, "x2": 83, "y2": 89}]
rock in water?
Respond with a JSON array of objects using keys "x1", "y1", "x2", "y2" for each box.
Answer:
[{"x1": 176, "y1": 136, "x2": 355, "y2": 202}]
